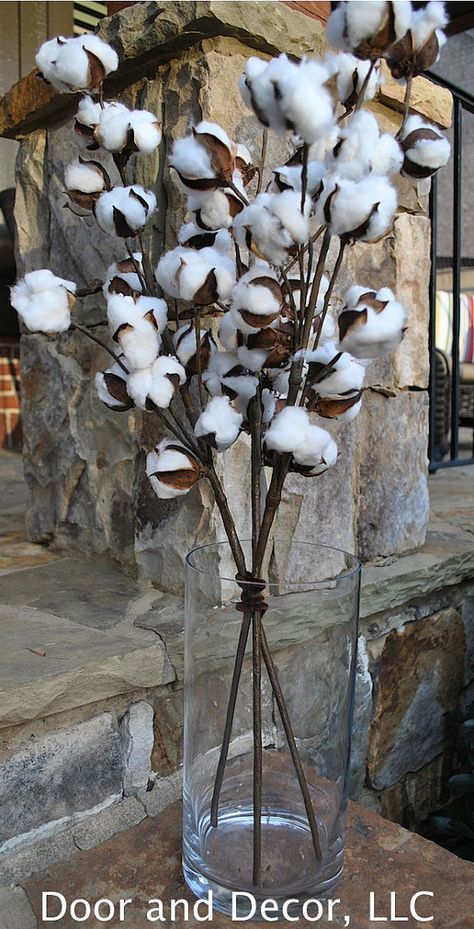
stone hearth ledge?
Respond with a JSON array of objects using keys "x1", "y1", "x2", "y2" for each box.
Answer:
[
  {"x1": 21, "y1": 799, "x2": 474, "y2": 929},
  {"x1": 0, "y1": 510, "x2": 472, "y2": 729},
  {"x1": 0, "y1": 1, "x2": 451, "y2": 140}
]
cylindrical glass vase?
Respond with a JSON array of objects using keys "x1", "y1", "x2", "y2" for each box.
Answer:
[{"x1": 183, "y1": 540, "x2": 361, "y2": 920}]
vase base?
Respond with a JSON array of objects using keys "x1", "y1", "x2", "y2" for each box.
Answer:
[{"x1": 183, "y1": 859, "x2": 344, "y2": 921}]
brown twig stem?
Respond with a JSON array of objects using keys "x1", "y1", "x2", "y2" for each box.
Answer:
[
  {"x1": 261, "y1": 627, "x2": 322, "y2": 861},
  {"x1": 398, "y1": 74, "x2": 413, "y2": 138},
  {"x1": 70, "y1": 323, "x2": 128, "y2": 373},
  {"x1": 252, "y1": 610, "x2": 263, "y2": 885},
  {"x1": 300, "y1": 143, "x2": 309, "y2": 215},
  {"x1": 354, "y1": 60, "x2": 376, "y2": 113},
  {"x1": 210, "y1": 612, "x2": 252, "y2": 827},
  {"x1": 256, "y1": 128, "x2": 268, "y2": 197}
]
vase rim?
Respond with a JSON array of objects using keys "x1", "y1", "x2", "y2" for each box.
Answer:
[{"x1": 185, "y1": 538, "x2": 361, "y2": 586}]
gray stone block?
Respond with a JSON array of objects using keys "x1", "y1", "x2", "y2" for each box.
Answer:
[
  {"x1": 121, "y1": 701, "x2": 154, "y2": 795},
  {"x1": 0, "y1": 830, "x2": 77, "y2": 885},
  {"x1": 0, "y1": 885, "x2": 37, "y2": 929},
  {"x1": 71, "y1": 797, "x2": 146, "y2": 851},
  {"x1": 140, "y1": 771, "x2": 183, "y2": 818},
  {"x1": 0, "y1": 715, "x2": 123, "y2": 846}
]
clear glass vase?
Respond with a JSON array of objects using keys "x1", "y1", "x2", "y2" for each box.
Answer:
[{"x1": 183, "y1": 540, "x2": 361, "y2": 920}]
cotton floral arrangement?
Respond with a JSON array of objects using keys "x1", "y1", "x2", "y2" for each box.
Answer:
[{"x1": 11, "y1": 0, "x2": 451, "y2": 886}]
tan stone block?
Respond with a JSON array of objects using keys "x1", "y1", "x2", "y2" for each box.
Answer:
[
  {"x1": 378, "y1": 61, "x2": 452, "y2": 128},
  {"x1": 367, "y1": 607, "x2": 465, "y2": 790},
  {"x1": 379, "y1": 752, "x2": 450, "y2": 830},
  {"x1": 356, "y1": 390, "x2": 430, "y2": 561}
]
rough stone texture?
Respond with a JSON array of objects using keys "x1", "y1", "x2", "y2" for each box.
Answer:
[
  {"x1": 274, "y1": 421, "x2": 358, "y2": 565},
  {"x1": 349, "y1": 635, "x2": 373, "y2": 798},
  {"x1": 0, "y1": 828, "x2": 78, "y2": 886},
  {"x1": 0, "y1": 602, "x2": 173, "y2": 728},
  {"x1": 367, "y1": 608, "x2": 466, "y2": 791},
  {"x1": 71, "y1": 797, "x2": 146, "y2": 851},
  {"x1": 140, "y1": 770, "x2": 183, "y2": 817},
  {"x1": 378, "y1": 752, "x2": 450, "y2": 830},
  {"x1": 121, "y1": 701, "x2": 154, "y2": 795},
  {"x1": 379, "y1": 60, "x2": 453, "y2": 128},
  {"x1": 0, "y1": 885, "x2": 37, "y2": 929},
  {"x1": 0, "y1": 714, "x2": 123, "y2": 847},
  {"x1": 356, "y1": 391, "x2": 430, "y2": 562},
  {"x1": 23, "y1": 800, "x2": 474, "y2": 929}
]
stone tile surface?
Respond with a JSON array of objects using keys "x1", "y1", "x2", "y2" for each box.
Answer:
[
  {"x1": 23, "y1": 801, "x2": 474, "y2": 928},
  {"x1": 0, "y1": 605, "x2": 174, "y2": 728}
]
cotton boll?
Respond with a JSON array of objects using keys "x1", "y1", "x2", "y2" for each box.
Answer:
[
  {"x1": 65, "y1": 158, "x2": 108, "y2": 194},
  {"x1": 327, "y1": 1, "x2": 411, "y2": 59},
  {"x1": 95, "y1": 358, "x2": 133, "y2": 412},
  {"x1": 305, "y1": 341, "x2": 366, "y2": 395},
  {"x1": 317, "y1": 175, "x2": 397, "y2": 242},
  {"x1": 203, "y1": 352, "x2": 258, "y2": 412},
  {"x1": 240, "y1": 56, "x2": 287, "y2": 131},
  {"x1": 230, "y1": 265, "x2": 282, "y2": 329},
  {"x1": 118, "y1": 323, "x2": 161, "y2": 370},
  {"x1": 106, "y1": 293, "x2": 162, "y2": 370},
  {"x1": 338, "y1": 287, "x2": 407, "y2": 358},
  {"x1": 400, "y1": 115, "x2": 450, "y2": 179},
  {"x1": 327, "y1": 53, "x2": 380, "y2": 109},
  {"x1": 327, "y1": 111, "x2": 381, "y2": 181},
  {"x1": 178, "y1": 222, "x2": 233, "y2": 254},
  {"x1": 233, "y1": 191, "x2": 310, "y2": 267},
  {"x1": 411, "y1": 1, "x2": 447, "y2": 52},
  {"x1": 74, "y1": 95, "x2": 103, "y2": 143},
  {"x1": 128, "y1": 110, "x2": 162, "y2": 154},
  {"x1": 194, "y1": 395, "x2": 243, "y2": 450},
  {"x1": 387, "y1": 1, "x2": 447, "y2": 77},
  {"x1": 292, "y1": 424, "x2": 338, "y2": 475},
  {"x1": 264, "y1": 406, "x2": 311, "y2": 455},
  {"x1": 202, "y1": 351, "x2": 239, "y2": 396},
  {"x1": 146, "y1": 440, "x2": 201, "y2": 499},
  {"x1": 11, "y1": 269, "x2": 76, "y2": 333},
  {"x1": 219, "y1": 312, "x2": 243, "y2": 353},
  {"x1": 170, "y1": 136, "x2": 214, "y2": 186},
  {"x1": 174, "y1": 323, "x2": 217, "y2": 375},
  {"x1": 237, "y1": 345, "x2": 269, "y2": 373},
  {"x1": 239, "y1": 57, "x2": 269, "y2": 113},
  {"x1": 372, "y1": 133, "x2": 404, "y2": 177},
  {"x1": 36, "y1": 34, "x2": 118, "y2": 93},
  {"x1": 278, "y1": 58, "x2": 336, "y2": 144},
  {"x1": 268, "y1": 161, "x2": 325, "y2": 202},
  {"x1": 128, "y1": 355, "x2": 186, "y2": 410},
  {"x1": 95, "y1": 186, "x2": 156, "y2": 237},
  {"x1": 103, "y1": 254, "x2": 143, "y2": 297},
  {"x1": 188, "y1": 190, "x2": 237, "y2": 231},
  {"x1": 170, "y1": 121, "x2": 234, "y2": 191},
  {"x1": 156, "y1": 245, "x2": 235, "y2": 304}
]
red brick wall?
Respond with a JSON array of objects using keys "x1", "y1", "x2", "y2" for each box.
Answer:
[
  {"x1": 106, "y1": 1, "x2": 331, "y2": 22},
  {"x1": 284, "y1": 2, "x2": 330, "y2": 23},
  {"x1": 0, "y1": 337, "x2": 21, "y2": 451}
]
